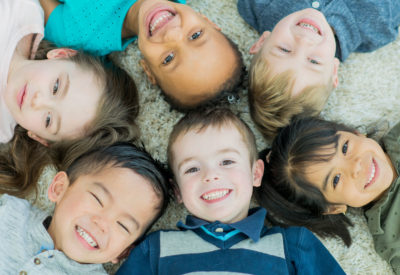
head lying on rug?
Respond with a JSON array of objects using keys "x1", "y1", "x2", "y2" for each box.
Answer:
[{"x1": 0, "y1": 143, "x2": 169, "y2": 274}]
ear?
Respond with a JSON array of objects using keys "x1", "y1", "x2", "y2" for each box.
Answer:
[
  {"x1": 331, "y1": 57, "x2": 340, "y2": 88},
  {"x1": 139, "y1": 59, "x2": 157, "y2": 85},
  {"x1": 250, "y1": 31, "x2": 270, "y2": 55},
  {"x1": 46, "y1": 48, "x2": 77, "y2": 59},
  {"x1": 48, "y1": 171, "x2": 70, "y2": 203},
  {"x1": 27, "y1": 131, "x2": 49, "y2": 146},
  {"x1": 111, "y1": 258, "x2": 120, "y2": 264},
  {"x1": 200, "y1": 14, "x2": 221, "y2": 31},
  {"x1": 323, "y1": 204, "x2": 347, "y2": 215},
  {"x1": 252, "y1": 159, "x2": 265, "y2": 187}
]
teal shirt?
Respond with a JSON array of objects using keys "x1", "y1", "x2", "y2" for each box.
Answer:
[
  {"x1": 45, "y1": 0, "x2": 186, "y2": 56},
  {"x1": 365, "y1": 121, "x2": 400, "y2": 274}
]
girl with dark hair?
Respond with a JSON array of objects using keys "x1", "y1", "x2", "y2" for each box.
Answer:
[{"x1": 258, "y1": 117, "x2": 400, "y2": 272}]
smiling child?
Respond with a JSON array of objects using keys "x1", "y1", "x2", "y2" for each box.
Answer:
[
  {"x1": 0, "y1": 143, "x2": 169, "y2": 274},
  {"x1": 117, "y1": 108, "x2": 345, "y2": 275}
]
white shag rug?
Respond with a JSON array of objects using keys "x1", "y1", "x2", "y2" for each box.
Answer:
[{"x1": 33, "y1": 0, "x2": 400, "y2": 274}]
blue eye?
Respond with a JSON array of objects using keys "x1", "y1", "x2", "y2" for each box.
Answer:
[
  {"x1": 342, "y1": 141, "x2": 349, "y2": 155},
  {"x1": 45, "y1": 113, "x2": 51, "y2": 128},
  {"x1": 53, "y1": 78, "x2": 60, "y2": 94},
  {"x1": 185, "y1": 167, "x2": 199, "y2": 174},
  {"x1": 279, "y1": 47, "x2": 290, "y2": 53},
  {"x1": 190, "y1": 30, "x2": 202, "y2": 40},
  {"x1": 309, "y1": 59, "x2": 320, "y2": 64},
  {"x1": 333, "y1": 174, "x2": 340, "y2": 189},
  {"x1": 163, "y1": 53, "x2": 175, "y2": 65}
]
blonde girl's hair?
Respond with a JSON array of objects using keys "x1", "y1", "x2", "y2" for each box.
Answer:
[
  {"x1": 248, "y1": 52, "x2": 332, "y2": 140},
  {"x1": 0, "y1": 40, "x2": 139, "y2": 198}
]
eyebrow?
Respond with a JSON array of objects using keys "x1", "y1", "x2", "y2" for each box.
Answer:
[
  {"x1": 177, "y1": 147, "x2": 240, "y2": 172},
  {"x1": 53, "y1": 74, "x2": 70, "y2": 135},
  {"x1": 93, "y1": 181, "x2": 140, "y2": 230}
]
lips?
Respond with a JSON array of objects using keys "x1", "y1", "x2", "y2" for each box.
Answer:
[
  {"x1": 145, "y1": 5, "x2": 176, "y2": 37},
  {"x1": 296, "y1": 18, "x2": 322, "y2": 35},
  {"x1": 365, "y1": 159, "x2": 379, "y2": 189},
  {"x1": 201, "y1": 188, "x2": 232, "y2": 203},
  {"x1": 75, "y1": 225, "x2": 99, "y2": 250},
  {"x1": 17, "y1": 84, "x2": 27, "y2": 109}
]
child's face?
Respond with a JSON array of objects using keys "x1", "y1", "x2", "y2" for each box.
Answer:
[
  {"x1": 250, "y1": 8, "x2": 339, "y2": 96},
  {"x1": 137, "y1": 0, "x2": 237, "y2": 106},
  {"x1": 47, "y1": 167, "x2": 159, "y2": 264},
  {"x1": 5, "y1": 49, "x2": 101, "y2": 145},
  {"x1": 306, "y1": 131, "x2": 396, "y2": 210},
  {"x1": 171, "y1": 124, "x2": 264, "y2": 223}
]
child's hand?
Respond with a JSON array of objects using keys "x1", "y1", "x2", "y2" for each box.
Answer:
[{"x1": 39, "y1": 0, "x2": 60, "y2": 24}]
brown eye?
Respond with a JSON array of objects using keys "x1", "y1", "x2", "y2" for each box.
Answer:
[
  {"x1": 190, "y1": 30, "x2": 202, "y2": 40},
  {"x1": 333, "y1": 174, "x2": 340, "y2": 189},
  {"x1": 163, "y1": 53, "x2": 175, "y2": 65},
  {"x1": 342, "y1": 141, "x2": 349, "y2": 155}
]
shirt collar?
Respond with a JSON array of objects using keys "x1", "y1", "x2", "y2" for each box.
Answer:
[{"x1": 177, "y1": 207, "x2": 266, "y2": 242}]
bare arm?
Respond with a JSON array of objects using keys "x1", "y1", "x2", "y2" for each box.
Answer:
[{"x1": 39, "y1": 0, "x2": 60, "y2": 24}]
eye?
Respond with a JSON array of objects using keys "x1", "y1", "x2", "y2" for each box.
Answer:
[
  {"x1": 185, "y1": 167, "x2": 199, "y2": 174},
  {"x1": 90, "y1": 192, "x2": 103, "y2": 207},
  {"x1": 189, "y1": 30, "x2": 202, "y2": 40},
  {"x1": 342, "y1": 141, "x2": 349, "y2": 155},
  {"x1": 279, "y1": 47, "x2": 290, "y2": 53},
  {"x1": 332, "y1": 174, "x2": 341, "y2": 189},
  {"x1": 53, "y1": 78, "x2": 60, "y2": 95},
  {"x1": 309, "y1": 59, "x2": 320, "y2": 64},
  {"x1": 117, "y1": 221, "x2": 130, "y2": 234},
  {"x1": 221, "y1": 160, "x2": 234, "y2": 166},
  {"x1": 162, "y1": 53, "x2": 175, "y2": 65},
  {"x1": 45, "y1": 113, "x2": 51, "y2": 128}
]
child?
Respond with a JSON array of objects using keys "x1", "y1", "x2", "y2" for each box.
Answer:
[
  {"x1": 237, "y1": 1, "x2": 400, "y2": 139},
  {"x1": 0, "y1": 142, "x2": 170, "y2": 274},
  {"x1": 2, "y1": 0, "x2": 138, "y2": 144},
  {"x1": 0, "y1": 0, "x2": 139, "y2": 197},
  {"x1": 40, "y1": 0, "x2": 245, "y2": 109},
  {"x1": 258, "y1": 116, "x2": 400, "y2": 273},
  {"x1": 116, "y1": 108, "x2": 345, "y2": 274}
]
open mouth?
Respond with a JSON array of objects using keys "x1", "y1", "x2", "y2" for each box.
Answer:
[
  {"x1": 75, "y1": 225, "x2": 99, "y2": 249},
  {"x1": 146, "y1": 6, "x2": 176, "y2": 37},
  {"x1": 296, "y1": 18, "x2": 322, "y2": 35},
  {"x1": 201, "y1": 189, "x2": 232, "y2": 203},
  {"x1": 364, "y1": 159, "x2": 378, "y2": 189},
  {"x1": 17, "y1": 84, "x2": 27, "y2": 109}
]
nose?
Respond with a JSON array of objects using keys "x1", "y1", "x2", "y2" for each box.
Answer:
[
  {"x1": 91, "y1": 215, "x2": 108, "y2": 234},
  {"x1": 31, "y1": 90, "x2": 49, "y2": 109},
  {"x1": 164, "y1": 26, "x2": 183, "y2": 41},
  {"x1": 350, "y1": 156, "x2": 362, "y2": 179},
  {"x1": 203, "y1": 167, "x2": 220, "y2": 183}
]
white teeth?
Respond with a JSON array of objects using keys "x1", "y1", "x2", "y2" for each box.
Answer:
[
  {"x1": 76, "y1": 226, "x2": 98, "y2": 248},
  {"x1": 202, "y1": 190, "x2": 229, "y2": 200},
  {"x1": 298, "y1": 22, "x2": 319, "y2": 33},
  {"x1": 367, "y1": 162, "x2": 376, "y2": 185},
  {"x1": 150, "y1": 12, "x2": 174, "y2": 34}
]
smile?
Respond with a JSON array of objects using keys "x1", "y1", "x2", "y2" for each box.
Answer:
[
  {"x1": 201, "y1": 189, "x2": 232, "y2": 203},
  {"x1": 76, "y1": 225, "x2": 99, "y2": 249},
  {"x1": 17, "y1": 84, "x2": 27, "y2": 109},
  {"x1": 364, "y1": 159, "x2": 378, "y2": 189},
  {"x1": 146, "y1": 5, "x2": 176, "y2": 37},
  {"x1": 296, "y1": 18, "x2": 322, "y2": 35}
]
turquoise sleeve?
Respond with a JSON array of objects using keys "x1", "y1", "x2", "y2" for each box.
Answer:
[{"x1": 45, "y1": 0, "x2": 186, "y2": 56}]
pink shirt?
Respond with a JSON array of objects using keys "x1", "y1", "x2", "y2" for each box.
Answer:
[{"x1": 0, "y1": 0, "x2": 44, "y2": 143}]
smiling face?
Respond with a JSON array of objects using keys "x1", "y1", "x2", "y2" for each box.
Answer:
[
  {"x1": 250, "y1": 8, "x2": 339, "y2": 96},
  {"x1": 306, "y1": 131, "x2": 396, "y2": 209},
  {"x1": 137, "y1": 0, "x2": 238, "y2": 107},
  {"x1": 5, "y1": 53, "x2": 102, "y2": 143},
  {"x1": 171, "y1": 124, "x2": 264, "y2": 223},
  {"x1": 47, "y1": 167, "x2": 159, "y2": 264}
]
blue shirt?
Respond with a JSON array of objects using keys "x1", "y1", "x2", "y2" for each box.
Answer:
[
  {"x1": 237, "y1": 0, "x2": 400, "y2": 61},
  {"x1": 117, "y1": 208, "x2": 345, "y2": 275},
  {"x1": 45, "y1": 0, "x2": 186, "y2": 56}
]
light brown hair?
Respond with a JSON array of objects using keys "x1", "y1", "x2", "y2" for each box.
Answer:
[{"x1": 249, "y1": 53, "x2": 333, "y2": 140}]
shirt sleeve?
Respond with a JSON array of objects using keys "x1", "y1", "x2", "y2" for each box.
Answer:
[
  {"x1": 116, "y1": 235, "x2": 156, "y2": 275},
  {"x1": 285, "y1": 227, "x2": 345, "y2": 275},
  {"x1": 44, "y1": 0, "x2": 138, "y2": 56}
]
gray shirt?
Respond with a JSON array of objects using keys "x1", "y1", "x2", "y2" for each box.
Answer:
[
  {"x1": 0, "y1": 194, "x2": 107, "y2": 275},
  {"x1": 237, "y1": 0, "x2": 400, "y2": 61}
]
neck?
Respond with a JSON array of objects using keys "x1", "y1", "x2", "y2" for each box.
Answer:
[{"x1": 122, "y1": 0, "x2": 147, "y2": 38}]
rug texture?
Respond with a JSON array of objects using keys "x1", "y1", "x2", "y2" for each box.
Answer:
[{"x1": 33, "y1": 0, "x2": 400, "y2": 274}]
